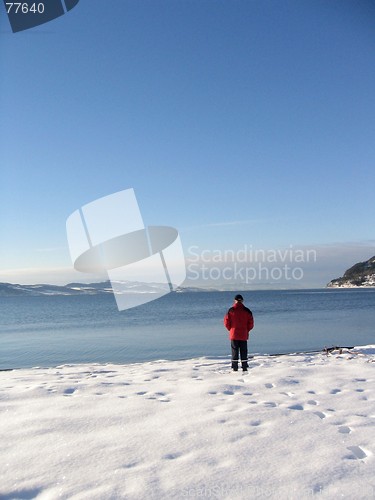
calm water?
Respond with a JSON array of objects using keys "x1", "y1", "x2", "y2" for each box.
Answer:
[{"x1": 1, "y1": 289, "x2": 374, "y2": 369}]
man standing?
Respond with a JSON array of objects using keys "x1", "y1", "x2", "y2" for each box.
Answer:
[{"x1": 224, "y1": 294, "x2": 254, "y2": 372}]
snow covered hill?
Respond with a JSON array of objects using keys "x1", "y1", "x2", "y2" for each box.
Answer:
[{"x1": 327, "y1": 256, "x2": 375, "y2": 288}]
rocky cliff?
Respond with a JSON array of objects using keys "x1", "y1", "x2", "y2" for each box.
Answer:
[{"x1": 327, "y1": 256, "x2": 375, "y2": 288}]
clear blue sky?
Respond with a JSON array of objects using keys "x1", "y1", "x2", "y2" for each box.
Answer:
[{"x1": 1, "y1": 0, "x2": 374, "y2": 287}]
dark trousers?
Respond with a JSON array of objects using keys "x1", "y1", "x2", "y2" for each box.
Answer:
[{"x1": 231, "y1": 340, "x2": 248, "y2": 370}]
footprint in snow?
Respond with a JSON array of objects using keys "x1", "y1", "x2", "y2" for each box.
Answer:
[
  {"x1": 338, "y1": 426, "x2": 352, "y2": 434},
  {"x1": 280, "y1": 391, "x2": 295, "y2": 398},
  {"x1": 313, "y1": 411, "x2": 327, "y2": 419},
  {"x1": 346, "y1": 446, "x2": 369, "y2": 460},
  {"x1": 63, "y1": 387, "x2": 76, "y2": 396},
  {"x1": 279, "y1": 377, "x2": 300, "y2": 385},
  {"x1": 263, "y1": 401, "x2": 277, "y2": 408},
  {"x1": 163, "y1": 452, "x2": 182, "y2": 460},
  {"x1": 288, "y1": 404, "x2": 304, "y2": 411},
  {"x1": 122, "y1": 461, "x2": 139, "y2": 469},
  {"x1": 330, "y1": 388, "x2": 341, "y2": 394},
  {"x1": 145, "y1": 391, "x2": 171, "y2": 402}
]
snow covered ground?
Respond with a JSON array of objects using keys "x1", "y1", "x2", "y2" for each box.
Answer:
[{"x1": 1, "y1": 346, "x2": 374, "y2": 499}]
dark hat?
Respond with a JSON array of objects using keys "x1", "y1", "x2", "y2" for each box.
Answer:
[{"x1": 234, "y1": 294, "x2": 244, "y2": 301}]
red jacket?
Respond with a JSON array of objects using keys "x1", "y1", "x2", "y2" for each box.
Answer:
[{"x1": 224, "y1": 302, "x2": 254, "y2": 341}]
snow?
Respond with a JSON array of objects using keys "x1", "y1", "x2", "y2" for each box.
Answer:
[{"x1": 1, "y1": 346, "x2": 374, "y2": 499}]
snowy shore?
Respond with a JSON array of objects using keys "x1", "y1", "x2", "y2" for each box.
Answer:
[{"x1": 1, "y1": 346, "x2": 374, "y2": 499}]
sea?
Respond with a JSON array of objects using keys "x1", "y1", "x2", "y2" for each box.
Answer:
[{"x1": 1, "y1": 289, "x2": 375, "y2": 370}]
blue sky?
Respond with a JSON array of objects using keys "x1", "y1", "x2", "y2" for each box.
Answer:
[{"x1": 1, "y1": 0, "x2": 374, "y2": 287}]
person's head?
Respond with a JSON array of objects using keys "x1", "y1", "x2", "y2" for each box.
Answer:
[{"x1": 234, "y1": 294, "x2": 244, "y2": 302}]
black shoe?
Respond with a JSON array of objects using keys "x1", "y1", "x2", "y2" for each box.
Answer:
[
  {"x1": 232, "y1": 366, "x2": 238, "y2": 371},
  {"x1": 242, "y1": 368, "x2": 248, "y2": 372}
]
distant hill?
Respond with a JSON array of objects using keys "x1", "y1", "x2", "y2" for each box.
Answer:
[
  {"x1": 326, "y1": 256, "x2": 375, "y2": 288},
  {"x1": 0, "y1": 281, "x2": 217, "y2": 297},
  {"x1": 0, "y1": 281, "x2": 114, "y2": 297}
]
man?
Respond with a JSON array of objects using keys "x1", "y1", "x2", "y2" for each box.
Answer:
[{"x1": 224, "y1": 294, "x2": 254, "y2": 372}]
